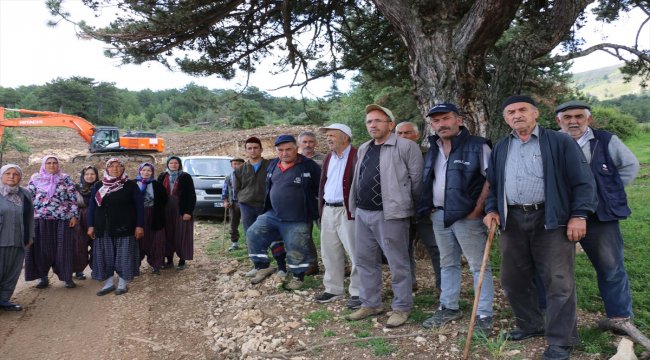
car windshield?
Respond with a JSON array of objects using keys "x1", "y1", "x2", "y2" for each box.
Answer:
[{"x1": 183, "y1": 159, "x2": 231, "y2": 177}]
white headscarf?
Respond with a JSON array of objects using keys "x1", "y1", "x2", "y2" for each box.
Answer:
[{"x1": 0, "y1": 164, "x2": 23, "y2": 206}]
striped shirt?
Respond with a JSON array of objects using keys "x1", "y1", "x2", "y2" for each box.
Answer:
[{"x1": 504, "y1": 126, "x2": 545, "y2": 205}]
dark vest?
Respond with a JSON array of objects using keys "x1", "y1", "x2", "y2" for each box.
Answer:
[
  {"x1": 418, "y1": 127, "x2": 489, "y2": 227},
  {"x1": 589, "y1": 129, "x2": 630, "y2": 221},
  {"x1": 92, "y1": 181, "x2": 139, "y2": 237}
]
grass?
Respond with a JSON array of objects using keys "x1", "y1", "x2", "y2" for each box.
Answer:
[
  {"x1": 305, "y1": 308, "x2": 334, "y2": 327},
  {"x1": 577, "y1": 327, "x2": 615, "y2": 356},
  {"x1": 459, "y1": 330, "x2": 522, "y2": 359}
]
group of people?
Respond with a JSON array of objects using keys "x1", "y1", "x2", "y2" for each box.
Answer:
[
  {"x1": 221, "y1": 97, "x2": 640, "y2": 360},
  {"x1": 0, "y1": 155, "x2": 196, "y2": 308}
]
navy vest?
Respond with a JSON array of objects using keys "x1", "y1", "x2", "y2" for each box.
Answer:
[
  {"x1": 418, "y1": 127, "x2": 489, "y2": 227},
  {"x1": 589, "y1": 129, "x2": 631, "y2": 221}
]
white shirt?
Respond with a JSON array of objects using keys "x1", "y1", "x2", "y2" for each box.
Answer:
[{"x1": 323, "y1": 145, "x2": 351, "y2": 203}]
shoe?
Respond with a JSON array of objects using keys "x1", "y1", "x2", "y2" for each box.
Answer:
[
  {"x1": 284, "y1": 278, "x2": 304, "y2": 291},
  {"x1": 305, "y1": 264, "x2": 320, "y2": 276},
  {"x1": 152, "y1": 267, "x2": 161, "y2": 275},
  {"x1": 0, "y1": 301, "x2": 22, "y2": 311},
  {"x1": 474, "y1": 316, "x2": 493, "y2": 334},
  {"x1": 422, "y1": 306, "x2": 463, "y2": 328},
  {"x1": 162, "y1": 262, "x2": 174, "y2": 269},
  {"x1": 597, "y1": 317, "x2": 636, "y2": 336},
  {"x1": 543, "y1": 345, "x2": 572, "y2": 360},
  {"x1": 315, "y1": 292, "x2": 343, "y2": 303},
  {"x1": 35, "y1": 279, "x2": 49, "y2": 289},
  {"x1": 250, "y1": 267, "x2": 275, "y2": 285},
  {"x1": 97, "y1": 285, "x2": 116, "y2": 296},
  {"x1": 245, "y1": 268, "x2": 257, "y2": 277},
  {"x1": 177, "y1": 260, "x2": 186, "y2": 270},
  {"x1": 345, "y1": 307, "x2": 384, "y2": 321},
  {"x1": 505, "y1": 327, "x2": 545, "y2": 341},
  {"x1": 347, "y1": 296, "x2": 362, "y2": 310},
  {"x1": 228, "y1": 243, "x2": 239, "y2": 251},
  {"x1": 115, "y1": 288, "x2": 128, "y2": 296},
  {"x1": 74, "y1": 272, "x2": 86, "y2": 280},
  {"x1": 412, "y1": 283, "x2": 419, "y2": 292},
  {"x1": 65, "y1": 281, "x2": 76, "y2": 289},
  {"x1": 275, "y1": 270, "x2": 288, "y2": 278},
  {"x1": 386, "y1": 310, "x2": 410, "y2": 328}
]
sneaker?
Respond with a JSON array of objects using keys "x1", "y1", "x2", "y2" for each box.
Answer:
[
  {"x1": 74, "y1": 272, "x2": 86, "y2": 280},
  {"x1": 64, "y1": 281, "x2": 76, "y2": 289},
  {"x1": 315, "y1": 292, "x2": 343, "y2": 303},
  {"x1": 346, "y1": 296, "x2": 362, "y2": 310},
  {"x1": 386, "y1": 310, "x2": 410, "y2": 328},
  {"x1": 250, "y1": 267, "x2": 275, "y2": 285},
  {"x1": 35, "y1": 278, "x2": 49, "y2": 289},
  {"x1": 228, "y1": 243, "x2": 239, "y2": 251},
  {"x1": 422, "y1": 306, "x2": 463, "y2": 328},
  {"x1": 245, "y1": 268, "x2": 258, "y2": 277},
  {"x1": 275, "y1": 270, "x2": 287, "y2": 278},
  {"x1": 177, "y1": 260, "x2": 186, "y2": 270},
  {"x1": 284, "y1": 278, "x2": 304, "y2": 291},
  {"x1": 474, "y1": 316, "x2": 493, "y2": 334},
  {"x1": 345, "y1": 307, "x2": 384, "y2": 321}
]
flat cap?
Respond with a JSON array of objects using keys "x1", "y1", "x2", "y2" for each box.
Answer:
[
  {"x1": 555, "y1": 100, "x2": 591, "y2": 114},
  {"x1": 501, "y1": 95, "x2": 536, "y2": 110},
  {"x1": 365, "y1": 104, "x2": 395, "y2": 122}
]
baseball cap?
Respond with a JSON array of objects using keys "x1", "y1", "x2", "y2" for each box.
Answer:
[
  {"x1": 319, "y1": 123, "x2": 352, "y2": 138},
  {"x1": 555, "y1": 100, "x2": 591, "y2": 114},
  {"x1": 426, "y1": 103, "x2": 459, "y2": 117},
  {"x1": 230, "y1": 158, "x2": 245, "y2": 163},
  {"x1": 274, "y1": 134, "x2": 296, "y2": 146},
  {"x1": 365, "y1": 104, "x2": 395, "y2": 122}
]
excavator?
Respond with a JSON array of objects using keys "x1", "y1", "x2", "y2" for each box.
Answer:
[{"x1": 0, "y1": 107, "x2": 165, "y2": 163}]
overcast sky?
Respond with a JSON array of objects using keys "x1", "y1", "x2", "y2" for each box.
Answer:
[{"x1": 0, "y1": 0, "x2": 647, "y2": 98}]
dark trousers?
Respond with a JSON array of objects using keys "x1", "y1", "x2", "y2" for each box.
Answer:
[
  {"x1": 414, "y1": 218, "x2": 441, "y2": 290},
  {"x1": 240, "y1": 202, "x2": 264, "y2": 232},
  {"x1": 499, "y1": 207, "x2": 578, "y2": 346},
  {"x1": 228, "y1": 201, "x2": 242, "y2": 243}
]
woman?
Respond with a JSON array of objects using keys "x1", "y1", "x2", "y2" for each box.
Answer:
[
  {"x1": 25, "y1": 156, "x2": 78, "y2": 289},
  {"x1": 72, "y1": 165, "x2": 99, "y2": 280},
  {"x1": 88, "y1": 158, "x2": 144, "y2": 296},
  {"x1": 158, "y1": 156, "x2": 196, "y2": 270},
  {"x1": 135, "y1": 163, "x2": 167, "y2": 274},
  {"x1": 0, "y1": 164, "x2": 34, "y2": 311}
]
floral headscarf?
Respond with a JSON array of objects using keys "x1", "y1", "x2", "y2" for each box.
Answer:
[
  {"x1": 135, "y1": 162, "x2": 155, "y2": 193},
  {"x1": 0, "y1": 164, "x2": 23, "y2": 206},
  {"x1": 95, "y1": 158, "x2": 128, "y2": 206},
  {"x1": 30, "y1": 155, "x2": 67, "y2": 198}
]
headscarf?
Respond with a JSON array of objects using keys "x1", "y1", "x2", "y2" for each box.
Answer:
[
  {"x1": 95, "y1": 158, "x2": 128, "y2": 206},
  {"x1": 30, "y1": 155, "x2": 67, "y2": 198},
  {"x1": 165, "y1": 156, "x2": 183, "y2": 186},
  {"x1": 0, "y1": 164, "x2": 23, "y2": 206},
  {"x1": 76, "y1": 165, "x2": 99, "y2": 197},
  {"x1": 135, "y1": 162, "x2": 155, "y2": 193}
]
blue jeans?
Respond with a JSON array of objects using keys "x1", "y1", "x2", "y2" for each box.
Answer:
[
  {"x1": 246, "y1": 210, "x2": 314, "y2": 276},
  {"x1": 431, "y1": 210, "x2": 494, "y2": 317},
  {"x1": 239, "y1": 202, "x2": 265, "y2": 232}
]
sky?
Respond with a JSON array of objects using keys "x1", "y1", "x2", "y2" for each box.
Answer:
[{"x1": 0, "y1": 0, "x2": 648, "y2": 98}]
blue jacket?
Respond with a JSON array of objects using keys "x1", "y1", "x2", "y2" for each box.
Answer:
[
  {"x1": 417, "y1": 127, "x2": 490, "y2": 227},
  {"x1": 264, "y1": 154, "x2": 321, "y2": 222},
  {"x1": 589, "y1": 129, "x2": 631, "y2": 221},
  {"x1": 485, "y1": 126, "x2": 597, "y2": 230}
]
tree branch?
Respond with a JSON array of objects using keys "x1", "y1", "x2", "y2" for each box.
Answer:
[{"x1": 543, "y1": 42, "x2": 650, "y2": 64}]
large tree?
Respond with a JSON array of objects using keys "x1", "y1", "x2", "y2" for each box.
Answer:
[{"x1": 48, "y1": 0, "x2": 650, "y2": 136}]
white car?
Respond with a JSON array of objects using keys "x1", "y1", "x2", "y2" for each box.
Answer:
[{"x1": 181, "y1": 156, "x2": 233, "y2": 217}]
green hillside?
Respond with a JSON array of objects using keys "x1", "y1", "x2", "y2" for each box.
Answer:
[{"x1": 571, "y1": 64, "x2": 648, "y2": 100}]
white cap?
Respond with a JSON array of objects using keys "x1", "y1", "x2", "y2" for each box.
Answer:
[{"x1": 319, "y1": 123, "x2": 352, "y2": 139}]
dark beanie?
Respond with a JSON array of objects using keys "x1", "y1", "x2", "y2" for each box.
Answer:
[
  {"x1": 501, "y1": 95, "x2": 536, "y2": 110},
  {"x1": 244, "y1": 136, "x2": 262, "y2": 146}
]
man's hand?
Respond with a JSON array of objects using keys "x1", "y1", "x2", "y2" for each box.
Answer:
[
  {"x1": 567, "y1": 217, "x2": 586, "y2": 242},
  {"x1": 224, "y1": 200, "x2": 231, "y2": 209},
  {"x1": 483, "y1": 212, "x2": 500, "y2": 228}
]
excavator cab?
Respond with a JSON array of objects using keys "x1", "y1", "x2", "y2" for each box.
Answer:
[{"x1": 90, "y1": 127, "x2": 120, "y2": 152}]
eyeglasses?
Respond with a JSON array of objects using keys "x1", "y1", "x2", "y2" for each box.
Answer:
[{"x1": 365, "y1": 119, "x2": 391, "y2": 125}]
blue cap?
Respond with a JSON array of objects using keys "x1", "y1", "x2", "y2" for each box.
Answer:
[
  {"x1": 426, "y1": 103, "x2": 459, "y2": 117},
  {"x1": 274, "y1": 134, "x2": 296, "y2": 146}
]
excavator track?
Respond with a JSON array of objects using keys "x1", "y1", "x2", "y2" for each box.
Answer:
[{"x1": 72, "y1": 152, "x2": 157, "y2": 164}]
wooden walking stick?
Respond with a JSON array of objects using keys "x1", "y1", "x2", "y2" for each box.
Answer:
[{"x1": 463, "y1": 219, "x2": 498, "y2": 360}]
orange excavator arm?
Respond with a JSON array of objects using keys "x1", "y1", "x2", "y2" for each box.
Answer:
[{"x1": 0, "y1": 107, "x2": 96, "y2": 144}]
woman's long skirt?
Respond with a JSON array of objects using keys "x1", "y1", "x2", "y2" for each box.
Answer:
[
  {"x1": 140, "y1": 207, "x2": 166, "y2": 269},
  {"x1": 24, "y1": 219, "x2": 73, "y2": 282},
  {"x1": 91, "y1": 235, "x2": 140, "y2": 281},
  {"x1": 163, "y1": 196, "x2": 194, "y2": 261},
  {"x1": 72, "y1": 208, "x2": 91, "y2": 273},
  {"x1": 0, "y1": 247, "x2": 24, "y2": 302}
]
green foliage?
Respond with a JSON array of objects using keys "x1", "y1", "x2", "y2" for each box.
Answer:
[
  {"x1": 591, "y1": 106, "x2": 638, "y2": 139},
  {"x1": 0, "y1": 128, "x2": 31, "y2": 164},
  {"x1": 322, "y1": 329, "x2": 336, "y2": 337},
  {"x1": 577, "y1": 327, "x2": 615, "y2": 356},
  {"x1": 305, "y1": 308, "x2": 334, "y2": 327},
  {"x1": 601, "y1": 93, "x2": 650, "y2": 123}
]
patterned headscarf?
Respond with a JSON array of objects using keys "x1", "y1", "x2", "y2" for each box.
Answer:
[
  {"x1": 0, "y1": 164, "x2": 23, "y2": 206},
  {"x1": 30, "y1": 155, "x2": 67, "y2": 198},
  {"x1": 76, "y1": 165, "x2": 99, "y2": 197},
  {"x1": 135, "y1": 162, "x2": 155, "y2": 193},
  {"x1": 95, "y1": 158, "x2": 128, "y2": 206}
]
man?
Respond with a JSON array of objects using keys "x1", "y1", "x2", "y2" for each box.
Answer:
[
  {"x1": 555, "y1": 100, "x2": 641, "y2": 336},
  {"x1": 234, "y1": 137, "x2": 273, "y2": 277},
  {"x1": 346, "y1": 104, "x2": 423, "y2": 328},
  {"x1": 415, "y1": 103, "x2": 494, "y2": 333},
  {"x1": 246, "y1": 135, "x2": 321, "y2": 290},
  {"x1": 395, "y1": 121, "x2": 441, "y2": 293},
  {"x1": 223, "y1": 158, "x2": 245, "y2": 251},
  {"x1": 315, "y1": 123, "x2": 361, "y2": 309},
  {"x1": 484, "y1": 95, "x2": 597, "y2": 360},
  {"x1": 298, "y1": 131, "x2": 325, "y2": 166}
]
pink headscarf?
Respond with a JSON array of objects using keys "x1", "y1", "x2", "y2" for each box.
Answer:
[{"x1": 30, "y1": 155, "x2": 67, "y2": 198}]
